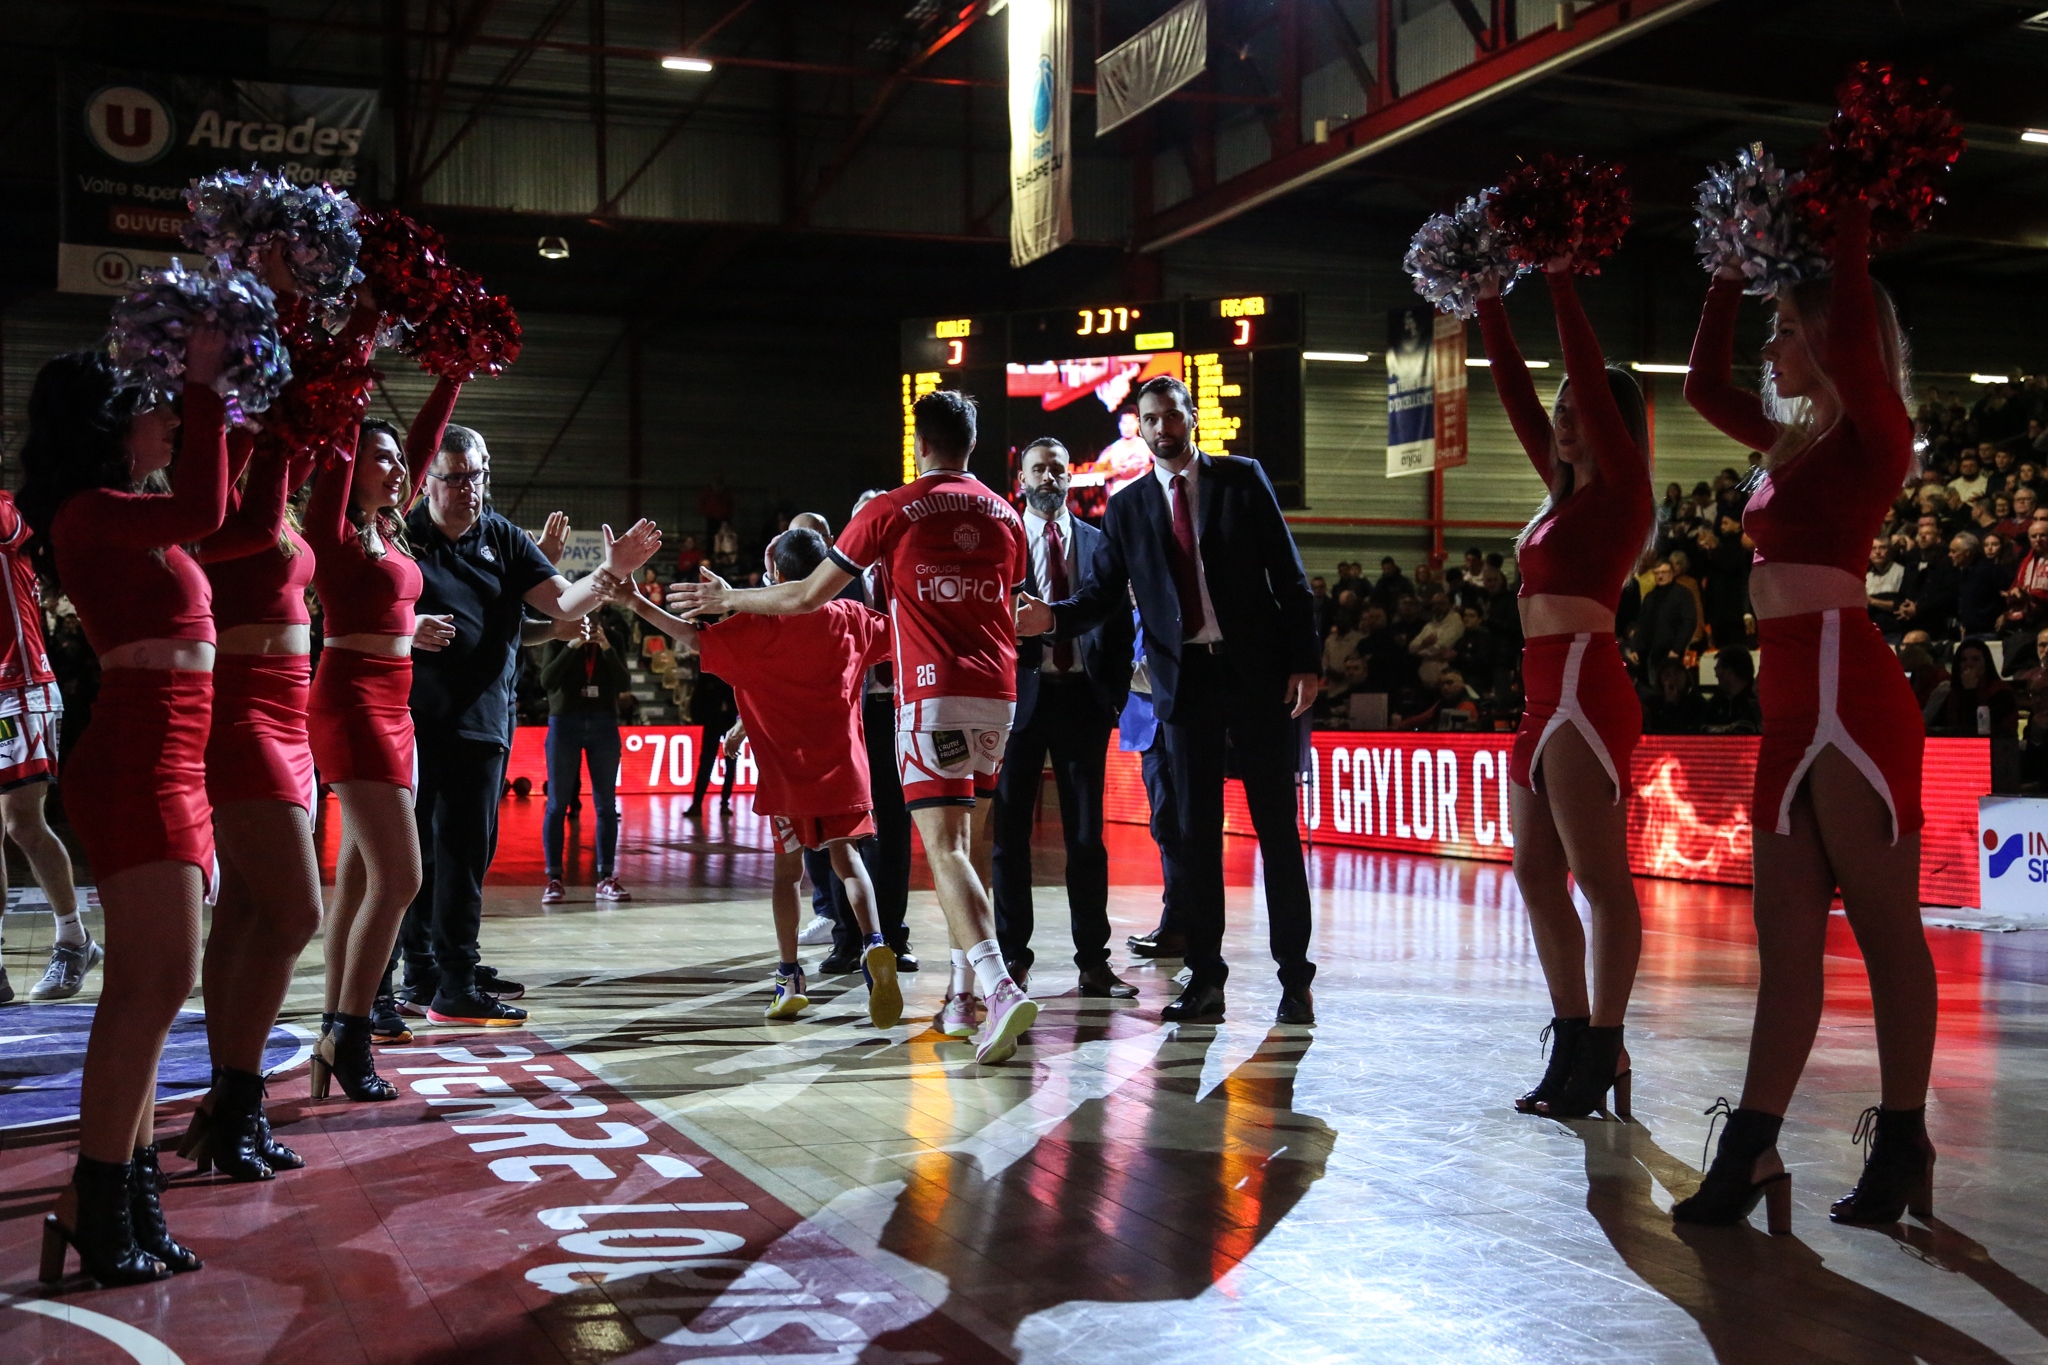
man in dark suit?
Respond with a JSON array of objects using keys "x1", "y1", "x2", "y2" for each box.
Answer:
[
  {"x1": 993, "y1": 439, "x2": 1137, "y2": 998},
  {"x1": 1017, "y1": 376, "x2": 1321, "y2": 1025}
]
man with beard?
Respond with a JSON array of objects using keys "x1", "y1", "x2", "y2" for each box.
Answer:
[
  {"x1": 1016, "y1": 376, "x2": 1321, "y2": 1026},
  {"x1": 990, "y1": 439, "x2": 1136, "y2": 997}
]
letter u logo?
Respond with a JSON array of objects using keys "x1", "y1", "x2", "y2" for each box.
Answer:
[{"x1": 102, "y1": 103, "x2": 151, "y2": 147}]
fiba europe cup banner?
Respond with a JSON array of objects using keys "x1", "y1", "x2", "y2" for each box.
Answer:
[
  {"x1": 60, "y1": 66, "x2": 377, "y2": 295},
  {"x1": 1008, "y1": 0, "x2": 1073, "y2": 268},
  {"x1": 1385, "y1": 305, "x2": 1469, "y2": 478}
]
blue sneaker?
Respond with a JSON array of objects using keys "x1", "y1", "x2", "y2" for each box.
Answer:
[
  {"x1": 861, "y1": 940, "x2": 901, "y2": 1030},
  {"x1": 765, "y1": 970, "x2": 809, "y2": 1021}
]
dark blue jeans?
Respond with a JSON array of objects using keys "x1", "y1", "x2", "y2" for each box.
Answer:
[{"x1": 544, "y1": 711, "x2": 621, "y2": 879}]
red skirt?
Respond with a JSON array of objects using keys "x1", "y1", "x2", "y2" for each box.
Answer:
[
  {"x1": 64, "y1": 668, "x2": 215, "y2": 885},
  {"x1": 1755, "y1": 608, "x2": 1923, "y2": 843},
  {"x1": 1511, "y1": 632, "x2": 1640, "y2": 802},
  {"x1": 309, "y1": 648, "x2": 415, "y2": 789},
  {"x1": 206, "y1": 654, "x2": 315, "y2": 812}
]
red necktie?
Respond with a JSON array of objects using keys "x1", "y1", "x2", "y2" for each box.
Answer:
[
  {"x1": 1170, "y1": 473, "x2": 1206, "y2": 639},
  {"x1": 1044, "y1": 519, "x2": 1074, "y2": 671}
]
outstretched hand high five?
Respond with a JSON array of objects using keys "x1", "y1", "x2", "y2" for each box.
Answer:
[
  {"x1": 601, "y1": 519, "x2": 661, "y2": 577},
  {"x1": 667, "y1": 569, "x2": 734, "y2": 620}
]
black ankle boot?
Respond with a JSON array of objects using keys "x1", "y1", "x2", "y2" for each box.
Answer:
[
  {"x1": 1830, "y1": 1105, "x2": 1934, "y2": 1225},
  {"x1": 1515, "y1": 1017, "x2": 1588, "y2": 1114},
  {"x1": 311, "y1": 1013, "x2": 398, "y2": 1102},
  {"x1": 255, "y1": 1102, "x2": 304, "y2": 1172},
  {"x1": 40, "y1": 1155, "x2": 171, "y2": 1286},
  {"x1": 1672, "y1": 1100, "x2": 1791, "y2": 1234},
  {"x1": 129, "y1": 1145, "x2": 202, "y2": 1273},
  {"x1": 186, "y1": 1067, "x2": 273, "y2": 1181},
  {"x1": 1537, "y1": 1025, "x2": 1632, "y2": 1120}
]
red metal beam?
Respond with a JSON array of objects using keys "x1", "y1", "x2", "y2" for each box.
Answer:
[
  {"x1": 1139, "y1": 0, "x2": 1719, "y2": 252},
  {"x1": 414, "y1": 0, "x2": 580, "y2": 190}
]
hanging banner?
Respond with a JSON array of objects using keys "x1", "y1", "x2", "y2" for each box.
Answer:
[
  {"x1": 1385, "y1": 306, "x2": 1468, "y2": 477},
  {"x1": 59, "y1": 65, "x2": 377, "y2": 295},
  {"x1": 1094, "y1": 0, "x2": 1207, "y2": 137},
  {"x1": 1008, "y1": 0, "x2": 1072, "y2": 268}
]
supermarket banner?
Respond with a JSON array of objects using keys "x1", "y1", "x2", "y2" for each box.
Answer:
[{"x1": 508, "y1": 727, "x2": 1985, "y2": 905}]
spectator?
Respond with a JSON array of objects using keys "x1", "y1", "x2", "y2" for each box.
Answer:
[
  {"x1": 1412, "y1": 561, "x2": 1439, "y2": 596},
  {"x1": 1319, "y1": 653, "x2": 1371, "y2": 720},
  {"x1": 1451, "y1": 604, "x2": 1500, "y2": 692},
  {"x1": 2001, "y1": 517, "x2": 2048, "y2": 640},
  {"x1": 1462, "y1": 547, "x2": 1485, "y2": 582},
  {"x1": 2009, "y1": 485, "x2": 2041, "y2": 538},
  {"x1": 1896, "y1": 515, "x2": 1960, "y2": 638},
  {"x1": 1952, "y1": 532, "x2": 2005, "y2": 637},
  {"x1": 708, "y1": 519, "x2": 743, "y2": 580},
  {"x1": 1989, "y1": 444, "x2": 2019, "y2": 497},
  {"x1": 2016, "y1": 625, "x2": 2048, "y2": 691},
  {"x1": 1310, "y1": 575, "x2": 1331, "y2": 636},
  {"x1": 1397, "y1": 669, "x2": 1479, "y2": 731},
  {"x1": 1951, "y1": 452, "x2": 1988, "y2": 501},
  {"x1": 698, "y1": 474, "x2": 734, "y2": 542},
  {"x1": 1984, "y1": 529, "x2": 2014, "y2": 570},
  {"x1": 1627, "y1": 559, "x2": 1696, "y2": 685},
  {"x1": 1703, "y1": 650, "x2": 1761, "y2": 734},
  {"x1": 1479, "y1": 564, "x2": 1520, "y2": 643},
  {"x1": 1355, "y1": 606, "x2": 1407, "y2": 694},
  {"x1": 1643, "y1": 657, "x2": 1707, "y2": 735},
  {"x1": 1867, "y1": 536, "x2": 1908, "y2": 638},
  {"x1": 675, "y1": 534, "x2": 704, "y2": 577},
  {"x1": 2022, "y1": 461, "x2": 2048, "y2": 504},
  {"x1": 1666, "y1": 547, "x2": 1709, "y2": 649},
  {"x1": 1896, "y1": 634, "x2": 1948, "y2": 711},
  {"x1": 1989, "y1": 492, "x2": 2018, "y2": 541},
  {"x1": 1334, "y1": 559, "x2": 1364, "y2": 601},
  {"x1": 1408, "y1": 592, "x2": 1464, "y2": 686},
  {"x1": 1699, "y1": 515, "x2": 1752, "y2": 648},
  {"x1": 1321, "y1": 604, "x2": 1364, "y2": 686},
  {"x1": 1926, "y1": 639, "x2": 2018, "y2": 737},
  {"x1": 1369, "y1": 556, "x2": 1411, "y2": 612}
]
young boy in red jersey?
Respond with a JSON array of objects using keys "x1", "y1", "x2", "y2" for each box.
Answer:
[
  {"x1": 671, "y1": 391, "x2": 1039, "y2": 1065},
  {"x1": 623, "y1": 528, "x2": 901, "y2": 1028}
]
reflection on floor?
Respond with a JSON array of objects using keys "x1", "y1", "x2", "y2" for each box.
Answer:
[{"x1": 1, "y1": 790, "x2": 2045, "y2": 1364}]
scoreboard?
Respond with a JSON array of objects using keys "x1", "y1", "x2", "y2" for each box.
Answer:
[{"x1": 899, "y1": 292, "x2": 1305, "y2": 512}]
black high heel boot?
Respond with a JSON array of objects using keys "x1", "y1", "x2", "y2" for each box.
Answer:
[
  {"x1": 1672, "y1": 1099, "x2": 1791, "y2": 1234},
  {"x1": 40, "y1": 1156, "x2": 171, "y2": 1287},
  {"x1": 1514, "y1": 1017, "x2": 1587, "y2": 1114},
  {"x1": 185, "y1": 1066, "x2": 273, "y2": 1181},
  {"x1": 255, "y1": 1099, "x2": 305, "y2": 1172},
  {"x1": 1830, "y1": 1105, "x2": 1934, "y2": 1225},
  {"x1": 1537, "y1": 1025, "x2": 1632, "y2": 1120},
  {"x1": 311, "y1": 1013, "x2": 398, "y2": 1101},
  {"x1": 129, "y1": 1145, "x2": 202, "y2": 1273}
]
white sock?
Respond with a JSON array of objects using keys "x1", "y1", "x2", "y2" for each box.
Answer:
[
  {"x1": 53, "y1": 899, "x2": 86, "y2": 949},
  {"x1": 966, "y1": 939, "x2": 1010, "y2": 999},
  {"x1": 948, "y1": 948, "x2": 973, "y2": 998}
]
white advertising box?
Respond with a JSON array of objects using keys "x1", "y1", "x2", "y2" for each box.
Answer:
[{"x1": 1977, "y1": 795, "x2": 2048, "y2": 916}]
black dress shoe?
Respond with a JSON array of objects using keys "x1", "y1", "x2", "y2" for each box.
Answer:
[
  {"x1": 1160, "y1": 982, "x2": 1225, "y2": 1023},
  {"x1": 1078, "y1": 965, "x2": 1139, "y2": 999},
  {"x1": 1129, "y1": 932, "x2": 1187, "y2": 960},
  {"x1": 894, "y1": 951, "x2": 920, "y2": 973},
  {"x1": 816, "y1": 952, "x2": 861, "y2": 975},
  {"x1": 1276, "y1": 985, "x2": 1316, "y2": 1026},
  {"x1": 1004, "y1": 961, "x2": 1032, "y2": 993}
]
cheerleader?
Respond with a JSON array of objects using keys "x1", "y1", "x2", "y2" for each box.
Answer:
[
  {"x1": 20, "y1": 331, "x2": 230, "y2": 1286},
  {"x1": 1478, "y1": 259, "x2": 1652, "y2": 1120},
  {"x1": 304, "y1": 382, "x2": 459, "y2": 1102},
  {"x1": 1673, "y1": 198, "x2": 1934, "y2": 1232},
  {"x1": 175, "y1": 432, "x2": 322, "y2": 1181}
]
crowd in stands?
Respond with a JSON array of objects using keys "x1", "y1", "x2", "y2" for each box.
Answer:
[{"x1": 1306, "y1": 377, "x2": 2048, "y2": 789}]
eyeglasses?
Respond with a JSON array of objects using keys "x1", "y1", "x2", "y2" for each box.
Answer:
[{"x1": 428, "y1": 469, "x2": 488, "y2": 487}]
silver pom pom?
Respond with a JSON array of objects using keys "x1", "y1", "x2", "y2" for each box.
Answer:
[
  {"x1": 1404, "y1": 190, "x2": 1527, "y2": 320},
  {"x1": 182, "y1": 167, "x2": 363, "y2": 310},
  {"x1": 103, "y1": 257, "x2": 292, "y2": 423},
  {"x1": 1693, "y1": 144, "x2": 1826, "y2": 298}
]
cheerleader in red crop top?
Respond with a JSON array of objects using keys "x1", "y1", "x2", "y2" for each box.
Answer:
[
  {"x1": 1476, "y1": 261, "x2": 1652, "y2": 1123},
  {"x1": 175, "y1": 432, "x2": 325, "y2": 1183},
  {"x1": 305, "y1": 381, "x2": 460, "y2": 1094},
  {"x1": 17, "y1": 338, "x2": 231, "y2": 1286},
  {"x1": 1673, "y1": 201, "x2": 1938, "y2": 1234}
]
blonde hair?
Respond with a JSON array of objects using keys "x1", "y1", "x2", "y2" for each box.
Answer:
[{"x1": 1760, "y1": 272, "x2": 1914, "y2": 472}]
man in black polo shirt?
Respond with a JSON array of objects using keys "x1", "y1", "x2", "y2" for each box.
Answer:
[{"x1": 401, "y1": 424, "x2": 661, "y2": 1025}]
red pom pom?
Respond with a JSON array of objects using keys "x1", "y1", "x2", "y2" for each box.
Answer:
[
  {"x1": 1486, "y1": 153, "x2": 1632, "y2": 274},
  {"x1": 264, "y1": 295, "x2": 378, "y2": 457},
  {"x1": 355, "y1": 210, "x2": 453, "y2": 327},
  {"x1": 1798, "y1": 62, "x2": 1965, "y2": 253},
  {"x1": 414, "y1": 268, "x2": 523, "y2": 382}
]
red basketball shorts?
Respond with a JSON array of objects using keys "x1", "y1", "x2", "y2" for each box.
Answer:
[
  {"x1": 1511, "y1": 632, "x2": 1641, "y2": 802},
  {"x1": 0, "y1": 698, "x2": 60, "y2": 791},
  {"x1": 1755, "y1": 608, "x2": 1923, "y2": 843},
  {"x1": 206, "y1": 653, "x2": 315, "y2": 812},
  {"x1": 64, "y1": 668, "x2": 215, "y2": 887},
  {"x1": 309, "y1": 648, "x2": 416, "y2": 790},
  {"x1": 770, "y1": 810, "x2": 877, "y2": 854}
]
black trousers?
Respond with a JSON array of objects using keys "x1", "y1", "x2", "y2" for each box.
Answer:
[
  {"x1": 992, "y1": 678, "x2": 1114, "y2": 973},
  {"x1": 821, "y1": 691, "x2": 914, "y2": 961},
  {"x1": 691, "y1": 706, "x2": 737, "y2": 808},
  {"x1": 1141, "y1": 728, "x2": 1183, "y2": 938},
  {"x1": 1159, "y1": 649, "x2": 1314, "y2": 990},
  {"x1": 402, "y1": 736, "x2": 505, "y2": 997}
]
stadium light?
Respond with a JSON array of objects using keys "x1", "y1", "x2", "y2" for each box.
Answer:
[
  {"x1": 661, "y1": 56, "x2": 714, "y2": 72},
  {"x1": 1631, "y1": 362, "x2": 1691, "y2": 374},
  {"x1": 1303, "y1": 351, "x2": 1370, "y2": 363},
  {"x1": 1466, "y1": 357, "x2": 1549, "y2": 368},
  {"x1": 2023, "y1": 130, "x2": 2048, "y2": 145},
  {"x1": 537, "y1": 236, "x2": 570, "y2": 260},
  {"x1": 1971, "y1": 373, "x2": 2012, "y2": 384}
]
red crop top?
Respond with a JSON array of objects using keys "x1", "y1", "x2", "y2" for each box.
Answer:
[
  {"x1": 198, "y1": 435, "x2": 318, "y2": 628},
  {"x1": 1478, "y1": 272, "x2": 1651, "y2": 615},
  {"x1": 52, "y1": 385, "x2": 232, "y2": 656},
  {"x1": 1685, "y1": 203, "x2": 1910, "y2": 580},
  {"x1": 305, "y1": 379, "x2": 460, "y2": 637}
]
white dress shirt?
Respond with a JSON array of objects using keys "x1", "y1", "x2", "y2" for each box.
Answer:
[
  {"x1": 1153, "y1": 457, "x2": 1222, "y2": 643},
  {"x1": 1025, "y1": 506, "x2": 1084, "y2": 674}
]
